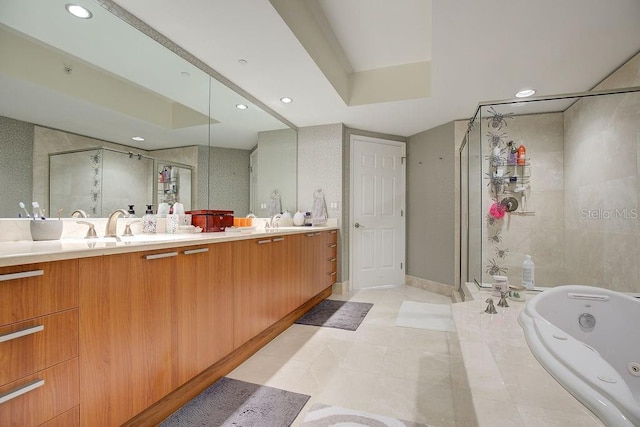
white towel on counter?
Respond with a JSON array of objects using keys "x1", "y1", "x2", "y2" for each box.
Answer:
[{"x1": 311, "y1": 189, "x2": 327, "y2": 226}]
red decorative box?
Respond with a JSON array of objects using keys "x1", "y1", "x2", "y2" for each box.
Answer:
[{"x1": 186, "y1": 210, "x2": 234, "y2": 232}]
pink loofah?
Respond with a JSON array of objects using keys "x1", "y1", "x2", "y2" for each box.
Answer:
[{"x1": 489, "y1": 202, "x2": 506, "y2": 219}]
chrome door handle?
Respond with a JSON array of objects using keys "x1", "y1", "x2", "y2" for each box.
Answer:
[{"x1": 354, "y1": 223, "x2": 365, "y2": 228}]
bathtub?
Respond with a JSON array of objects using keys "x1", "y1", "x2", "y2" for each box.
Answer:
[{"x1": 518, "y1": 285, "x2": 640, "y2": 427}]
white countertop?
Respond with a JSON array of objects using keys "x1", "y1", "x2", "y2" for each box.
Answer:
[
  {"x1": 0, "y1": 225, "x2": 338, "y2": 268},
  {"x1": 451, "y1": 286, "x2": 604, "y2": 427}
]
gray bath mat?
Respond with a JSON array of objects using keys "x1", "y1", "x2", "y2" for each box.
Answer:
[
  {"x1": 295, "y1": 299, "x2": 373, "y2": 331},
  {"x1": 160, "y1": 377, "x2": 310, "y2": 426},
  {"x1": 300, "y1": 403, "x2": 432, "y2": 426}
]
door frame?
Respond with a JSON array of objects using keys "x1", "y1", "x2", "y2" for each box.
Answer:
[{"x1": 348, "y1": 134, "x2": 406, "y2": 291}]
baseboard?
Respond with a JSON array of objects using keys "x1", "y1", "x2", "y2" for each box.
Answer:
[
  {"x1": 123, "y1": 285, "x2": 333, "y2": 426},
  {"x1": 405, "y1": 275, "x2": 454, "y2": 297},
  {"x1": 332, "y1": 281, "x2": 348, "y2": 294}
]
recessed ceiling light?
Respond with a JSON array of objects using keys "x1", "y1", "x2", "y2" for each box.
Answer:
[
  {"x1": 238, "y1": 59, "x2": 248, "y2": 65},
  {"x1": 515, "y1": 89, "x2": 536, "y2": 98},
  {"x1": 280, "y1": 97, "x2": 293, "y2": 104},
  {"x1": 181, "y1": 71, "x2": 191, "y2": 77},
  {"x1": 131, "y1": 136, "x2": 145, "y2": 142},
  {"x1": 236, "y1": 104, "x2": 248, "y2": 110},
  {"x1": 65, "y1": 3, "x2": 92, "y2": 19}
]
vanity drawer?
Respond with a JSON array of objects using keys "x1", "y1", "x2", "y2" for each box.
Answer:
[
  {"x1": 0, "y1": 309, "x2": 78, "y2": 386},
  {"x1": 40, "y1": 406, "x2": 79, "y2": 427},
  {"x1": 0, "y1": 357, "x2": 79, "y2": 427},
  {"x1": 0, "y1": 260, "x2": 78, "y2": 327}
]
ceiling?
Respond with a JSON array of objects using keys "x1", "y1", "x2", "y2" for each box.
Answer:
[{"x1": 111, "y1": 0, "x2": 640, "y2": 138}]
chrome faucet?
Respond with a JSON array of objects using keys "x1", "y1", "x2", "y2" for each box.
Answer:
[
  {"x1": 269, "y1": 214, "x2": 282, "y2": 230},
  {"x1": 71, "y1": 209, "x2": 88, "y2": 218},
  {"x1": 105, "y1": 209, "x2": 129, "y2": 238}
]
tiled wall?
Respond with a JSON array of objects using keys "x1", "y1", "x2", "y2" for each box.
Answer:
[
  {"x1": 481, "y1": 113, "x2": 565, "y2": 287},
  {"x1": 563, "y1": 53, "x2": 640, "y2": 292}
]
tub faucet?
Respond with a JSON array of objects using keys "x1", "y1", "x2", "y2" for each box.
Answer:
[{"x1": 105, "y1": 209, "x2": 129, "y2": 238}]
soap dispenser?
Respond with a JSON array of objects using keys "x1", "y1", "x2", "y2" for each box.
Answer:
[
  {"x1": 142, "y1": 204, "x2": 157, "y2": 233},
  {"x1": 127, "y1": 204, "x2": 136, "y2": 217}
]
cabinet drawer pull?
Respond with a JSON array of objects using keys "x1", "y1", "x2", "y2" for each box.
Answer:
[
  {"x1": 0, "y1": 324, "x2": 44, "y2": 344},
  {"x1": 272, "y1": 237, "x2": 285, "y2": 242},
  {"x1": 145, "y1": 252, "x2": 178, "y2": 260},
  {"x1": 314, "y1": 232, "x2": 322, "y2": 236},
  {"x1": 330, "y1": 230, "x2": 337, "y2": 234},
  {"x1": 0, "y1": 379, "x2": 45, "y2": 405},
  {"x1": 183, "y1": 248, "x2": 209, "y2": 255},
  {"x1": 328, "y1": 258, "x2": 337, "y2": 262},
  {"x1": 328, "y1": 271, "x2": 337, "y2": 276},
  {"x1": 0, "y1": 270, "x2": 44, "y2": 282},
  {"x1": 306, "y1": 233, "x2": 315, "y2": 237},
  {"x1": 257, "y1": 239, "x2": 272, "y2": 245},
  {"x1": 329, "y1": 244, "x2": 337, "y2": 248}
]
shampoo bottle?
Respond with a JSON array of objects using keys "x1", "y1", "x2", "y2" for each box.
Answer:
[
  {"x1": 517, "y1": 144, "x2": 526, "y2": 166},
  {"x1": 522, "y1": 255, "x2": 534, "y2": 289},
  {"x1": 507, "y1": 141, "x2": 517, "y2": 165}
]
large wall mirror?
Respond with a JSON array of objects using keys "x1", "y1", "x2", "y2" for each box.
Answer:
[{"x1": 0, "y1": 0, "x2": 296, "y2": 219}]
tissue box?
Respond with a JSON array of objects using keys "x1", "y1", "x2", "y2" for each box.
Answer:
[{"x1": 186, "y1": 210, "x2": 233, "y2": 232}]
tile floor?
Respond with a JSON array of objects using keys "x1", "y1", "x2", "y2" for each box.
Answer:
[{"x1": 227, "y1": 285, "x2": 477, "y2": 427}]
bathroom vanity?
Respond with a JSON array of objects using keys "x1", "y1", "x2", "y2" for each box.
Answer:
[{"x1": 0, "y1": 227, "x2": 338, "y2": 426}]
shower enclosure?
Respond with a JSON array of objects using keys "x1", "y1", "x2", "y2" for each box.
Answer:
[
  {"x1": 49, "y1": 147, "x2": 193, "y2": 217},
  {"x1": 460, "y1": 84, "x2": 640, "y2": 294}
]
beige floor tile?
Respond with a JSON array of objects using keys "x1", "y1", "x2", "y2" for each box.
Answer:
[{"x1": 229, "y1": 285, "x2": 468, "y2": 426}]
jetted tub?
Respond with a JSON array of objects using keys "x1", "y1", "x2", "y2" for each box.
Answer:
[{"x1": 519, "y1": 285, "x2": 640, "y2": 427}]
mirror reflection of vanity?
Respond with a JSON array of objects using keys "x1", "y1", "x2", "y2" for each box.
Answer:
[{"x1": 0, "y1": 0, "x2": 297, "y2": 218}]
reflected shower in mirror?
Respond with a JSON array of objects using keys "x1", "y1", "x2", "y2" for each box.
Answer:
[{"x1": 0, "y1": 0, "x2": 296, "y2": 218}]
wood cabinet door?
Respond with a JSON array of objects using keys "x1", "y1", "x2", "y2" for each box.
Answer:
[
  {"x1": 79, "y1": 249, "x2": 177, "y2": 426},
  {"x1": 175, "y1": 243, "x2": 234, "y2": 385},
  {"x1": 233, "y1": 238, "x2": 273, "y2": 347},
  {"x1": 268, "y1": 235, "x2": 300, "y2": 322}
]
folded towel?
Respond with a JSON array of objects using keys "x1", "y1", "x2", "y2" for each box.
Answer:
[{"x1": 311, "y1": 190, "x2": 327, "y2": 226}]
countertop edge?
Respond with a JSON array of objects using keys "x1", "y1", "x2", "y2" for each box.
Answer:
[{"x1": 0, "y1": 226, "x2": 339, "y2": 267}]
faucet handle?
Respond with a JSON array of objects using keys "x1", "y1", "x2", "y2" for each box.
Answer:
[
  {"x1": 77, "y1": 221, "x2": 97, "y2": 239},
  {"x1": 123, "y1": 220, "x2": 141, "y2": 237}
]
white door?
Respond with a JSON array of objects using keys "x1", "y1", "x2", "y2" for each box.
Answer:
[{"x1": 350, "y1": 136, "x2": 406, "y2": 289}]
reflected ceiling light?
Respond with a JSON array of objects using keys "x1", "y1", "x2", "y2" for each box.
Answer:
[
  {"x1": 180, "y1": 71, "x2": 191, "y2": 77},
  {"x1": 131, "y1": 136, "x2": 145, "y2": 142},
  {"x1": 236, "y1": 104, "x2": 248, "y2": 110},
  {"x1": 280, "y1": 97, "x2": 293, "y2": 104},
  {"x1": 238, "y1": 59, "x2": 248, "y2": 65},
  {"x1": 65, "y1": 3, "x2": 92, "y2": 19},
  {"x1": 515, "y1": 89, "x2": 536, "y2": 98}
]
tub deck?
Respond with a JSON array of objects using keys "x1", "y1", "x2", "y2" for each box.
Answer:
[{"x1": 452, "y1": 286, "x2": 604, "y2": 426}]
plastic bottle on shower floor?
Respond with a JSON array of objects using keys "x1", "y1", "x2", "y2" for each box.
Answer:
[{"x1": 522, "y1": 255, "x2": 535, "y2": 289}]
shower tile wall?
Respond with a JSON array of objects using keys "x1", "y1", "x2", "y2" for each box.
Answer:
[
  {"x1": 482, "y1": 113, "x2": 565, "y2": 286},
  {"x1": 563, "y1": 52, "x2": 640, "y2": 293}
]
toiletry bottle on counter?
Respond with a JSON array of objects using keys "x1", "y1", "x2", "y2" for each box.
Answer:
[
  {"x1": 492, "y1": 275, "x2": 509, "y2": 297},
  {"x1": 522, "y1": 255, "x2": 534, "y2": 289},
  {"x1": 127, "y1": 204, "x2": 136, "y2": 217},
  {"x1": 142, "y1": 205, "x2": 156, "y2": 233}
]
